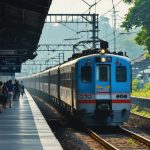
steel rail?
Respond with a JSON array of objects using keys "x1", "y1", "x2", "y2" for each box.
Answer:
[
  {"x1": 85, "y1": 128, "x2": 119, "y2": 150},
  {"x1": 120, "y1": 127, "x2": 150, "y2": 147}
]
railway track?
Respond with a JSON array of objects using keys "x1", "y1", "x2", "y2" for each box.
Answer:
[
  {"x1": 120, "y1": 127, "x2": 150, "y2": 147},
  {"x1": 86, "y1": 126, "x2": 150, "y2": 150},
  {"x1": 85, "y1": 128, "x2": 119, "y2": 150}
]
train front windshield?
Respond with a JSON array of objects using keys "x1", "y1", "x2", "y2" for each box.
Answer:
[
  {"x1": 96, "y1": 65, "x2": 111, "y2": 94},
  {"x1": 98, "y1": 65, "x2": 110, "y2": 82}
]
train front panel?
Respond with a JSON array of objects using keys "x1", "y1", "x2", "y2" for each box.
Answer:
[{"x1": 76, "y1": 54, "x2": 131, "y2": 125}]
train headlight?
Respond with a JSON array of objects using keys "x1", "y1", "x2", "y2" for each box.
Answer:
[
  {"x1": 101, "y1": 57, "x2": 106, "y2": 62},
  {"x1": 100, "y1": 49, "x2": 106, "y2": 54},
  {"x1": 95, "y1": 57, "x2": 112, "y2": 63}
]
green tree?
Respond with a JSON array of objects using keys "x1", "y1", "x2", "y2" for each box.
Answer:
[{"x1": 122, "y1": 0, "x2": 150, "y2": 54}]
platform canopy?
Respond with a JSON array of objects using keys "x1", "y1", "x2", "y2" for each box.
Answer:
[{"x1": 0, "y1": 0, "x2": 52, "y2": 72}]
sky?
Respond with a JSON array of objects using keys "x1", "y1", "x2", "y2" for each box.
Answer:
[{"x1": 49, "y1": 0, "x2": 131, "y2": 26}]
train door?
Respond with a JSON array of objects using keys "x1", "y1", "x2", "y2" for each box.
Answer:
[{"x1": 95, "y1": 64, "x2": 112, "y2": 112}]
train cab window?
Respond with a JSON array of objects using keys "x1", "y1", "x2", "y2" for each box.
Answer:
[
  {"x1": 116, "y1": 66, "x2": 127, "y2": 82},
  {"x1": 81, "y1": 66, "x2": 92, "y2": 82},
  {"x1": 98, "y1": 65, "x2": 110, "y2": 81}
]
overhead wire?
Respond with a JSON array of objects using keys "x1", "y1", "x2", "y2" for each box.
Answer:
[
  {"x1": 39, "y1": 0, "x2": 125, "y2": 54},
  {"x1": 49, "y1": 0, "x2": 103, "y2": 51},
  {"x1": 82, "y1": 0, "x2": 103, "y2": 14},
  {"x1": 55, "y1": 0, "x2": 125, "y2": 52},
  {"x1": 100, "y1": 0, "x2": 123, "y2": 17},
  {"x1": 78, "y1": 0, "x2": 125, "y2": 46},
  {"x1": 40, "y1": 0, "x2": 126, "y2": 57}
]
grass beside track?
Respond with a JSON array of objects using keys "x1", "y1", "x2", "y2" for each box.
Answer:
[{"x1": 131, "y1": 105, "x2": 150, "y2": 118}]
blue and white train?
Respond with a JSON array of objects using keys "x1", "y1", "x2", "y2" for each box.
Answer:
[{"x1": 19, "y1": 48, "x2": 131, "y2": 126}]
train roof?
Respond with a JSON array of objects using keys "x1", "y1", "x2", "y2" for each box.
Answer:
[
  {"x1": 18, "y1": 53, "x2": 130, "y2": 79},
  {"x1": 59, "y1": 53, "x2": 130, "y2": 68}
]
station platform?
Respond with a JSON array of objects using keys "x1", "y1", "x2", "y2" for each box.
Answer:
[{"x1": 0, "y1": 90, "x2": 63, "y2": 150}]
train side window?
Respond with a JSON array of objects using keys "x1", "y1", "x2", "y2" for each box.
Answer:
[
  {"x1": 98, "y1": 65, "x2": 110, "y2": 81},
  {"x1": 116, "y1": 66, "x2": 127, "y2": 82},
  {"x1": 81, "y1": 66, "x2": 92, "y2": 82}
]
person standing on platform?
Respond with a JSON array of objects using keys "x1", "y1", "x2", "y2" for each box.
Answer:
[
  {"x1": 7, "y1": 80, "x2": 14, "y2": 108},
  {"x1": 13, "y1": 80, "x2": 20, "y2": 101},
  {"x1": 20, "y1": 81, "x2": 25, "y2": 96},
  {"x1": 2, "y1": 82, "x2": 8, "y2": 109}
]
